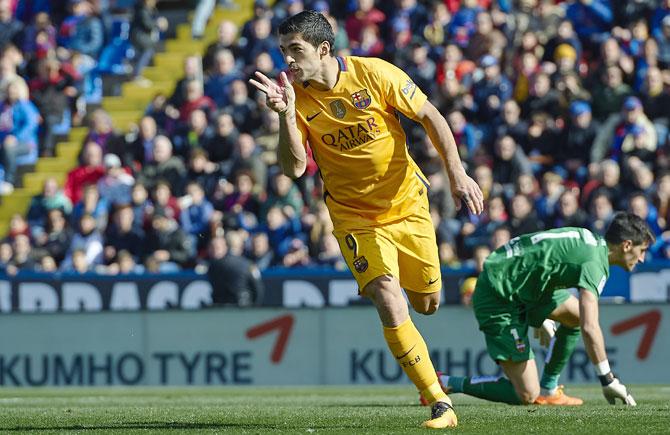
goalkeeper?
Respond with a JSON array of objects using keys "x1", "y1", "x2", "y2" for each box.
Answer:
[{"x1": 424, "y1": 212, "x2": 652, "y2": 406}]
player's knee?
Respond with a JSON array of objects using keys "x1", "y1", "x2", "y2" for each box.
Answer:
[
  {"x1": 413, "y1": 300, "x2": 439, "y2": 315},
  {"x1": 517, "y1": 388, "x2": 540, "y2": 405}
]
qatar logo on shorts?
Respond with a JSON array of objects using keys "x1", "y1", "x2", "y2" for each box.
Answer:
[
  {"x1": 353, "y1": 256, "x2": 368, "y2": 273},
  {"x1": 351, "y1": 89, "x2": 371, "y2": 109}
]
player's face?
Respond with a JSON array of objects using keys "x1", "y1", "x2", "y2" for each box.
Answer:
[
  {"x1": 279, "y1": 33, "x2": 322, "y2": 81},
  {"x1": 621, "y1": 241, "x2": 648, "y2": 271}
]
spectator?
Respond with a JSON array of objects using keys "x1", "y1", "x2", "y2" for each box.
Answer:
[
  {"x1": 61, "y1": 213, "x2": 103, "y2": 270},
  {"x1": 464, "y1": 11, "x2": 506, "y2": 61},
  {"x1": 97, "y1": 153, "x2": 134, "y2": 207},
  {"x1": 8, "y1": 234, "x2": 37, "y2": 273},
  {"x1": 566, "y1": 0, "x2": 613, "y2": 50},
  {"x1": 29, "y1": 57, "x2": 77, "y2": 156},
  {"x1": 591, "y1": 65, "x2": 633, "y2": 121},
  {"x1": 628, "y1": 191, "x2": 662, "y2": 236},
  {"x1": 246, "y1": 231, "x2": 273, "y2": 270},
  {"x1": 656, "y1": 15, "x2": 670, "y2": 65},
  {"x1": 0, "y1": 79, "x2": 40, "y2": 191},
  {"x1": 261, "y1": 172, "x2": 304, "y2": 219},
  {"x1": 345, "y1": 0, "x2": 385, "y2": 45},
  {"x1": 225, "y1": 78, "x2": 259, "y2": 133},
  {"x1": 204, "y1": 48, "x2": 240, "y2": 107},
  {"x1": 127, "y1": 115, "x2": 159, "y2": 167},
  {"x1": 640, "y1": 66, "x2": 670, "y2": 147},
  {"x1": 203, "y1": 20, "x2": 242, "y2": 72},
  {"x1": 553, "y1": 189, "x2": 589, "y2": 228},
  {"x1": 207, "y1": 235, "x2": 263, "y2": 306},
  {"x1": 173, "y1": 109, "x2": 213, "y2": 159},
  {"x1": 472, "y1": 54, "x2": 512, "y2": 123},
  {"x1": 33, "y1": 208, "x2": 72, "y2": 265},
  {"x1": 0, "y1": 0, "x2": 23, "y2": 48},
  {"x1": 168, "y1": 55, "x2": 203, "y2": 113},
  {"x1": 206, "y1": 111, "x2": 238, "y2": 165},
  {"x1": 229, "y1": 133, "x2": 267, "y2": 190},
  {"x1": 535, "y1": 171, "x2": 565, "y2": 225},
  {"x1": 130, "y1": 182, "x2": 151, "y2": 231},
  {"x1": 592, "y1": 96, "x2": 657, "y2": 166},
  {"x1": 145, "y1": 210, "x2": 194, "y2": 270},
  {"x1": 26, "y1": 177, "x2": 72, "y2": 231},
  {"x1": 104, "y1": 204, "x2": 145, "y2": 263},
  {"x1": 495, "y1": 100, "x2": 529, "y2": 153},
  {"x1": 71, "y1": 183, "x2": 108, "y2": 231},
  {"x1": 491, "y1": 135, "x2": 532, "y2": 195},
  {"x1": 84, "y1": 109, "x2": 124, "y2": 155},
  {"x1": 130, "y1": 0, "x2": 168, "y2": 85},
  {"x1": 508, "y1": 193, "x2": 544, "y2": 236},
  {"x1": 138, "y1": 135, "x2": 187, "y2": 195},
  {"x1": 60, "y1": 0, "x2": 104, "y2": 59},
  {"x1": 151, "y1": 179, "x2": 181, "y2": 223},
  {"x1": 22, "y1": 12, "x2": 56, "y2": 60},
  {"x1": 588, "y1": 191, "x2": 615, "y2": 236},
  {"x1": 186, "y1": 147, "x2": 222, "y2": 198},
  {"x1": 64, "y1": 141, "x2": 104, "y2": 203},
  {"x1": 522, "y1": 72, "x2": 560, "y2": 118},
  {"x1": 180, "y1": 181, "x2": 214, "y2": 249},
  {"x1": 558, "y1": 101, "x2": 598, "y2": 181},
  {"x1": 179, "y1": 79, "x2": 216, "y2": 122}
]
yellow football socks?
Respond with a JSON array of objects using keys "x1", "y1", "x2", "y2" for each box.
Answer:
[{"x1": 383, "y1": 318, "x2": 448, "y2": 404}]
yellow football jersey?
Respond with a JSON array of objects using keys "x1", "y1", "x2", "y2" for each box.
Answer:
[{"x1": 293, "y1": 56, "x2": 430, "y2": 230}]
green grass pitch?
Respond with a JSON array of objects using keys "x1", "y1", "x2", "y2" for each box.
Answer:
[{"x1": 1, "y1": 385, "x2": 668, "y2": 434}]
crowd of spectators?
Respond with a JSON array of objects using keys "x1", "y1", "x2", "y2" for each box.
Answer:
[{"x1": 3, "y1": 0, "x2": 670, "y2": 277}]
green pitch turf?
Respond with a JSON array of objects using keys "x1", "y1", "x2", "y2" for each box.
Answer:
[{"x1": 1, "y1": 385, "x2": 668, "y2": 434}]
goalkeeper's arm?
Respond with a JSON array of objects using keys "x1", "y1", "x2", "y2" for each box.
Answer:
[{"x1": 579, "y1": 289, "x2": 636, "y2": 406}]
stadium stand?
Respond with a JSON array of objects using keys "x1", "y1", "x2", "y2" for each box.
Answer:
[{"x1": 2, "y1": 0, "x2": 670, "y2": 281}]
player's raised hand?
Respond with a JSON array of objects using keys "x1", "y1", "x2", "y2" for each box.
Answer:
[
  {"x1": 249, "y1": 71, "x2": 295, "y2": 115},
  {"x1": 451, "y1": 172, "x2": 484, "y2": 215},
  {"x1": 601, "y1": 376, "x2": 637, "y2": 406}
]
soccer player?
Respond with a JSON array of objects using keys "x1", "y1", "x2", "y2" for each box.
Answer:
[
  {"x1": 249, "y1": 10, "x2": 483, "y2": 429},
  {"x1": 424, "y1": 213, "x2": 651, "y2": 407}
]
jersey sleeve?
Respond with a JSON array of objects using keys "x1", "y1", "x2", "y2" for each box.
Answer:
[
  {"x1": 372, "y1": 58, "x2": 428, "y2": 120},
  {"x1": 578, "y1": 261, "x2": 608, "y2": 298}
]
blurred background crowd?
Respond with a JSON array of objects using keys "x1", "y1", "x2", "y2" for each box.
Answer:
[{"x1": 2, "y1": 0, "x2": 670, "y2": 280}]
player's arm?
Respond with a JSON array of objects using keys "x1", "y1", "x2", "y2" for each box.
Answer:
[
  {"x1": 414, "y1": 101, "x2": 483, "y2": 215},
  {"x1": 579, "y1": 288, "x2": 636, "y2": 406},
  {"x1": 249, "y1": 71, "x2": 307, "y2": 178}
]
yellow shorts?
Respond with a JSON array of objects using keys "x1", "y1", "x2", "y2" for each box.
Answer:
[{"x1": 333, "y1": 202, "x2": 441, "y2": 295}]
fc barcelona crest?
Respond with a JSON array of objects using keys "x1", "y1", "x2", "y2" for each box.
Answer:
[
  {"x1": 351, "y1": 89, "x2": 372, "y2": 109},
  {"x1": 353, "y1": 256, "x2": 368, "y2": 273},
  {"x1": 330, "y1": 100, "x2": 347, "y2": 119}
]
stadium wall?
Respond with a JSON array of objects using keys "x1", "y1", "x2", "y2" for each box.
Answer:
[
  {"x1": 0, "y1": 305, "x2": 666, "y2": 386},
  {"x1": 1, "y1": 260, "x2": 670, "y2": 313}
]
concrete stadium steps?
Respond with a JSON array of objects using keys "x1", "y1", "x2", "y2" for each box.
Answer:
[
  {"x1": 35, "y1": 157, "x2": 78, "y2": 173},
  {"x1": 102, "y1": 96, "x2": 150, "y2": 112}
]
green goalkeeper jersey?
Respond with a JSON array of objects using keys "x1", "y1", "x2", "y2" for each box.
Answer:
[{"x1": 482, "y1": 227, "x2": 610, "y2": 304}]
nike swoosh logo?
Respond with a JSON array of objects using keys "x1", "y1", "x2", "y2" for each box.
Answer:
[
  {"x1": 306, "y1": 111, "x2": 322, "y2": 122},
  {"x1": 395, "y1": 344, "x2": 416, "y2": 360},
  {"x1": 428, "y1": 277, "x2": 439, "y2": 285}
]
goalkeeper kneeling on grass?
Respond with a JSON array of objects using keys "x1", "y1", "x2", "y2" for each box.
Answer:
[{"x1": 422, "y1": 212, "x2": 651, "y2": 406}]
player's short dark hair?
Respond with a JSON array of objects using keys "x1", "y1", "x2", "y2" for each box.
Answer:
[
  {"x1": 278, "y1": 10, "x2": 334, "y2": 55},
  {"x1": 604, "y1": 212, "x2": 655, "y2": 246}
]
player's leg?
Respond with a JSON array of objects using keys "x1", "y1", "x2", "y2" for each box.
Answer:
[
  {"x1": 405, "y1": 290, "x2": 440, "y2": 315},
  {"x1": 364, "y1": 276, "x2": 456, "y2": 428},
  {"x1": 498, "y1": 359, "x2": 541, "y2": 404},
  {"x1": 435, "y1": 274, "x2": 531, "y2": 405},
  {"x1": 335, "y1": 227, "x2": 456, "y2": 428},
  {"x1": 533, "y1": 292, "x2": 583, "y2": 405}
]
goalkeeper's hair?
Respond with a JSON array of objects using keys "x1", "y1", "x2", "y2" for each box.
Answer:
[
  {"x1": 278, "y1": 10, "x2": 334, "y2": 55},
  {"x1": 604, "y1": 212, "x2": 655, "y2": 246}
]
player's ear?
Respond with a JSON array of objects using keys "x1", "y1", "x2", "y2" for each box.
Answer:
[
  {"x1": 621, "y1": 239, "x2": 633, "y2": 252},
  {"x1": 319, "y1": 41, "x2": 330, "y2": 57}
]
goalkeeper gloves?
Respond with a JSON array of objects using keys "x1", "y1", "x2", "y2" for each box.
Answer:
[{"x1": 599, "y1": 372, "x2": 637, "y2": 406}]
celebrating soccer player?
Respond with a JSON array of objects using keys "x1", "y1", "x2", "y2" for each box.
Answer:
[
  {"x1": 423, "y1": 213, "x2": 651, "y2": 407},
  {"x1": 250, "y1": 10, "x2": 483, "y2": 429}
]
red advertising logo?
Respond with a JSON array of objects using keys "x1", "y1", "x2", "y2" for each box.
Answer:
[
  {"x1": 246, "y1": 314, "x2": 295, "y2": 364},
  {"x1": 611, "y1": 310, "x2": 662, "y2": 360}
]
